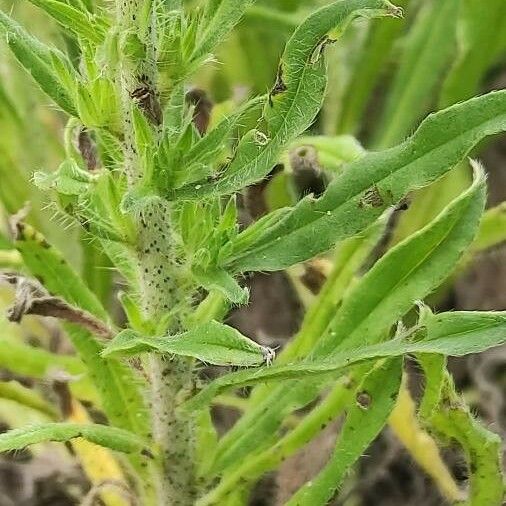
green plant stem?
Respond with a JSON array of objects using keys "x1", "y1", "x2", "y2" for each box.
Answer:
[
  {"x1": 137, "y1": 200, "x2": 197, "y2": 506},
  {"x1": 115, "y1": 1, "x2": 196, "y2": 504}
]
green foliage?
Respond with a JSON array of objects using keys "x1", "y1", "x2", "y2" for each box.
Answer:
[
  {"x1": 0, "y1": 9, "x2": 77, "y2": 115},
  {"x1": 0, "y1": 0, "x2": 505, "y2": 504},
  {"x1": 0, "y1": 422, "x2": 149, "y2": 454},
  {"x1": 373, "y1": 0, "x2": 460, "y2": 148},
  {"x1": 104, "y1": 321, "x2": 274, "y2": 367},
  {"x1": 225, "y1": 92, "x2": 506, "y2": 272},
  {"x1": 185, "y1": 308, "x2": 506, "y2": 411},
  {"x1": 285, "y1": 359, "x2": 403, "y2": 505},
  {"x1": 172, "y1": 0, "x2": 402, "y2": 199},
  {"x1": 27, "y1": 0, "x2": 108, "y2": 44}
]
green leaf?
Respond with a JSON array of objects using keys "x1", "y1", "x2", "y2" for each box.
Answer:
[
  {"x1": 417, "y1": 353, "x2": 446, "y2": 420},
  {"x1": 193, "y1": 268, "x2": 248, "y2": 305},
  {"x1": 279, "y1": 218, "x2": 386, "y2": 363},
  {"x1": 33, "y1": 160, "x2": 96, "y2": 196},
  {"x1": 190, "y1": 173, "x2": 485, "y2": 473},
  {"x1": 27, "y1": 0, "x2": 107, "y2": 44},
  {"x1": 173, "y1": 95, "x2": 265, "y2": 189},
  {"x1": 373, "y1": 0, "x2": 459, "y2": 148},
  {"x1": 0, "y1": 9, "x2": 77, "y2": 115},
  {"x1": 472, "y1": 202, "x2": 506, "y2": 253},
  {"x1": 174, "y1": 0, "x2": 401, "y2": 199},
  {"x1": 184, "y1": 309, "x2": 506, "y2": 411},
  {"x1": 0, "y1": 337, "x2": 93, "y2": 402},
  {"x1": 286, "y1": 359, "x2": 402, "y2": 505},
  {"x1": 12, "y1": 223, "x2": 151, "y2": 441},
  {"x1": 104, "y1": 321, "x2": 275, "y2": 367},
  {"x1": 225, "y1": 90, "x2": 506, "y2": 272},
  {"x1": 13, "y1": 221, "x2": 108, "y2": 320},
  {"x1": 0, "y1": 381, "x2": 58, "y2": 419},
  {"x1": 0, "y1": 423, "x2": 150, "y2": 455},
  {"x1": 192, "y1": 0, "x2": 255, "y2": 62}
]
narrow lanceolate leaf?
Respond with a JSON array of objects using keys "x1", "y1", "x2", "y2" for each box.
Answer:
[
  {"x1": 104, "y1": 321, "x2": 275, "y2": 367},
  {"x1": 286, "y1": 359, "x2": 402, "y2": 506},
  {"x1": 27, "y1": 0, "x2": 107, "y2": 44},
  {"x1": 373, "y1": 0, "x2": 459, "y2": 148},
  {"x1": 0, "y1": 381, "x2": 58, "y2": 419},
  {"x1": 225, "y1": 90, "x2": 506, "y2": 272},
  {"x1": 192, "y1": 0, "x2": 255, "y2": 62},
  {"x1": 11, "y1": 222, "x2": 151, "y2": 442},
  {"x1": 11, "y1": 221, "x2": 107, "y2": 320},
  {"x1": 174, "y1": 0, "x2": 402, "y2": 199},
  {"x1": 209, "y1": 174, "x2": 485, "y2": 473},
  {"x1": 184, "y1": 310, "x2": 506, "y2": 411},
  {"x1": 0, "y1": 423, "x2": 149, "y2": 455},
  {"x1": 0, "y1": 10, "x2": 77, "y2": 115}
]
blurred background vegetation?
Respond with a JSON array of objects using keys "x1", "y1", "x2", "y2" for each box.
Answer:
[{"x1": 0, "y1": 0, "x2": 505, "y2": 504}]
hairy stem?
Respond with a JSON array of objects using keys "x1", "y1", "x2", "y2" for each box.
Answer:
[
  {"x1": 137, "y1": 203, "x2": 197, "y2": 505},
  {"x1": 115, "y1": 1, "x2": 196, "y2": 504}
]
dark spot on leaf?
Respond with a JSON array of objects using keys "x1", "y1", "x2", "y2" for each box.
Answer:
[
  {"x1": 141, "y1": 448, "x2": 155, "y2": 459},
  {"x1": 395, "y1": 197, "x2": 410, "y2": 211},
  {"x1": 356, "y1": 391, "x2": 372, "y2": 409},
  {"x1": 269, "y1": 65, "x2": 287, "y2": 106},
  {"x1": 359, "y1": 186, "x2": 384, "y2": 208}
]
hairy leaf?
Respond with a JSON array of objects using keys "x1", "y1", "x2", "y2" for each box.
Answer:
[
  {"x1": 193, "y1": 268, "x2": 248, "y2": 305},
  {"x1": 104, "y1": 321, "x2": 275, "y2": 367},
  {"x1": 192, "y1": 0, "x2": 255, "y2": 62},
  {"x1": 286, "y1": 359, "x2": 402, "y2": 505},
  {"x1": 226, "y1": 90, "x2": 506, "y2": 272},
  {"x1": 27, "y1": 0, "x2": 107, "y2": 44},
  {"x1": 0, "y1": 9, "x2": 77, "y2": 115},
  {"x1": 201, "y1": 173, "x2": 485, "y2": 471},
  {"x1": 429, "y1": 374, "x2": 503, "y2": 505},
  {"x1": 0, "y1": 423, "x2": 149, "y2": 455},
  {"x1": 11, "y1": 222, "x2": 151, "y2": 441},
  {"x1": 174, "y1": 0, "x2": 401, "y2": 199},
  {"x1": 184, "y1": 310, "x2": 506, "y2": 410}
]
